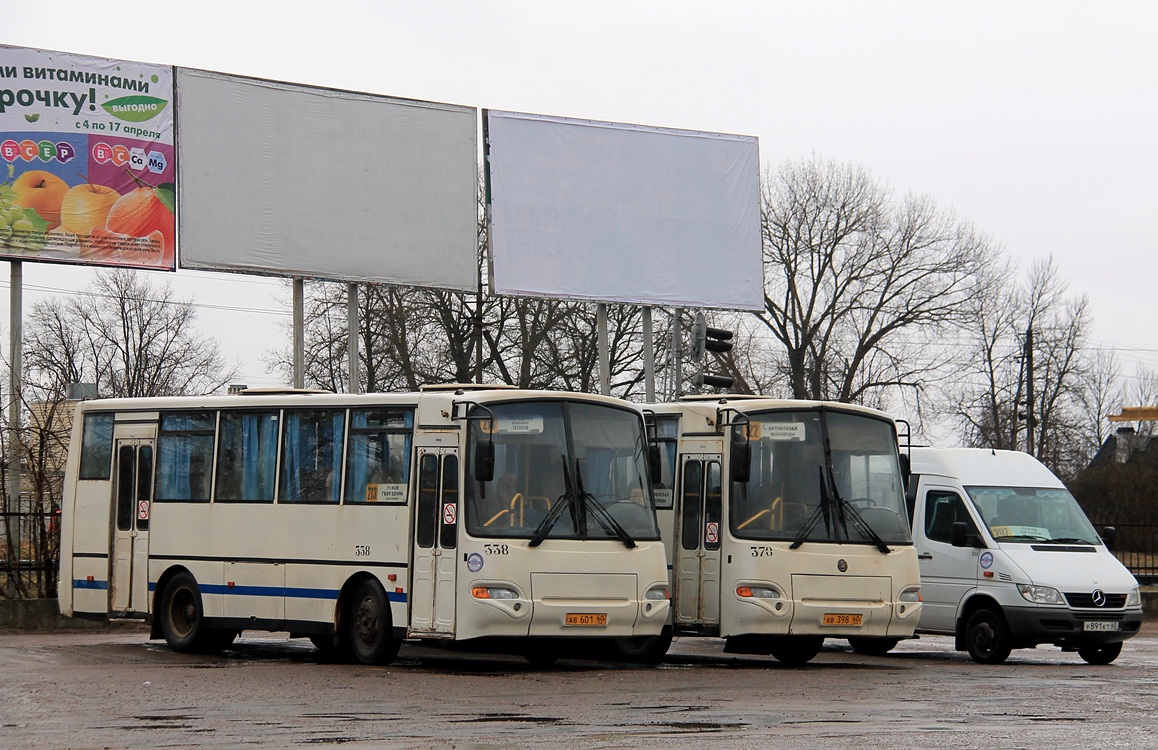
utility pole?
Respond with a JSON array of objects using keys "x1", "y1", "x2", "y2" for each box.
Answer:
[{"x1": 1025, "y1": 326, "x2": 1035, "y2": 456}]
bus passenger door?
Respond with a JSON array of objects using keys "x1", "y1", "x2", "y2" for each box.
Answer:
[
  {"x1": 409, "y1": 448, "x2": 459, "y2": 636},
  {"x1": 110, "y1": 440, "x2": 154, "y2": 615},
  {"x1": 673, "y1": 455, "x2": 722, "y2": 630}
]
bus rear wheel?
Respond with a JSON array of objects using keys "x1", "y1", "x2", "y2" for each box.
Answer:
[
  {"x1": 345, "y1": 579, "x2": 400, "y2": 666},
  {"x1": 768, "y1": 635, "x2": 824, "y2": 666},
  {"x1": 160, "y1": 572, "x2": 229, "y2": 654}
]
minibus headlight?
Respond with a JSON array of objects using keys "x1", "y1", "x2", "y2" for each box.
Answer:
[
  {"x1": 472, "y1": 586, "x2": 519, "y2": 600},
  {"x1": 1017, "y1": 584, "x2": 1063, "y2": 605},
  {"x1": 645, "y1": 585, "x2": 670, "y2": 601},
  {"x1": 898, "y1": 587, "x2": 922, "y2": 603},
  {"x1": 1126, "y1": 588, "x2": 1141, "y2": 608},
  {"x1": 737, "y1": 585, "x2": 780, "y2": 599}
]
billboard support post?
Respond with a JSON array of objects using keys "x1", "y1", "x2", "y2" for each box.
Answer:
[
  {"x1": 642, "y1": 307, "x2": 655, "y2": 402},
  {"x1": 672, "y1": 308, "x2": 683, "y2": 399},
  {"x1": 597, "y1": 303, "x2": 610, "y2": 396},
  {"x1": 347, "y1": 283, "x2": 360, "y2": 394},
  {"x1": 7, "y1": 261, "x2": 22, "y2": 570},
  {"x1": 293, "y1": 278, "x2": 304, "y2": 389}
]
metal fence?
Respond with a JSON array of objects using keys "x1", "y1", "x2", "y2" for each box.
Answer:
[
  {"x1": 1095, "y1": 522, "x2": 1158, "y2": 584},
  {"x1": 0, "y1": 510, "x2": 59, "y2": 599}
]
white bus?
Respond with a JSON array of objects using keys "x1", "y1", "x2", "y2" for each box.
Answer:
[
  {"x1": 646, "y1": 396, "x2": 922, "y2": 664},
  {"x1": 58, "y1": 385, "x2": 671, "y2": 665}
]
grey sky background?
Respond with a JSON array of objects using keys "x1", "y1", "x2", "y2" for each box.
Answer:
[{"x1": 7, "y1": 1, "x2": 1158, "y2": 403}]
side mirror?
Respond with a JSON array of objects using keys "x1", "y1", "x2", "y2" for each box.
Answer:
[
  {"x1": 951, "y1": 521, "x2": 968, "y2": 548},
  {"x1": 1102, "y1": 526, "x2": 1117, "y2": 551},
  {"x1": 899, "y1": 453, "x2": 911, "y2": 486},
  {"x1": 647, "y1": 444, "x2": 661, "y2": 486},
  {"x1": 731, "y1": 442, "x2": 751, "y2": 483},
  {"x1": 474, "y1": 441, "x2": 495, "y2": 483}
]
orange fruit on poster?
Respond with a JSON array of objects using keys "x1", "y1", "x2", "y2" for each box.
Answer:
[{"x1": 105, "y1": 186, "x2": 174, "y2": 254}]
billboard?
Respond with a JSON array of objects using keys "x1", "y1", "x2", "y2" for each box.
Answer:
[
  {"x1": 0, "y1": 45, "x2": 176, "y2": 270},
  {"x1": 486, "y1": 110, "x2": 763, "y2": 311},
  {"x1": 176, "y1": 69, "x2": 479, "y2": 289}
]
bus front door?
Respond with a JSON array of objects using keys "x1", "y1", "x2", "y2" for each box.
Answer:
[
  {"x1": 409, "y1": 448, "x2": 460, "y2": 636},
  {"x1": 673, "y1": 455, "x2": 722, "y2": 631},
  {"x1": 110, "y1": 439, "x2": 154, "y2": 615}
]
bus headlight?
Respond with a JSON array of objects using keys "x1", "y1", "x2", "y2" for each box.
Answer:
[
  {"x1": 1126, "y1": 588, "x2": 1141, "y2": 608},
  {"x1": 737, "y1": 585, "x2": 780, "y2": 599},
  {"x1": 645, "y1": 586, "x2": 670, "y2": 601},
  {"x1": 1017, "y1": 584, "x2": 1063, "y2": 605},
  {"x1": 472, "y1": 586, "x2": 519, "y2": 600}
]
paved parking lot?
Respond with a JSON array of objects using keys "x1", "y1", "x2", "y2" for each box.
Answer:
[{"x1": 1, "y1": 622, "x2": 1155, "y2": 749}]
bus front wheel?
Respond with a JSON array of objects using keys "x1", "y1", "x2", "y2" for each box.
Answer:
[
  {"x1": 1078, "y1": 642, "x2": 1122, "y2": 665},
  {"x1": 345, "y1": 579, "x2": 400, "y2": 666},
  {"x1": 964, "y1": 608, "x2": 1012, "y2": 664},
  {"x1": 768, "y1": 635, "x2": 824, "y2": 666}
]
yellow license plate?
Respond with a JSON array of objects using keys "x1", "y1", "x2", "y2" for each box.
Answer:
[
  {"x1": 822, "y1": 613, "x2": 863, "y2": 627},
  {"x1": 565, "y1": 613, "x2": 607, "y2": 627}
]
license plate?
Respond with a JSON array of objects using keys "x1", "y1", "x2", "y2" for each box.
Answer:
[
  {"x1": 1083, "y1": 621, "x2": 1119, "y2": 632},
  {"x1": 822, "y1": 613, "x2": 863, "y2": 627},
  {"x1": 565, "y1": 613, "x2": 607, "y2": 627}
]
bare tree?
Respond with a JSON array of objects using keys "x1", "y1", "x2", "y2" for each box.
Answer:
[
  {"x1": 25, "y1": 268, "x2": 236, "y2": 397},
  {"x1": 758, "y1": 157, "x2": 994, "y2": 403}
]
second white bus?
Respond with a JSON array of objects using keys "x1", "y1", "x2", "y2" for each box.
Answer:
[
  {"x1": 58, "y1": 385, "x2": 671, "y2": 665},
  {"x1": 647, "y1": 396, "x2": 922, "y2": 664}
]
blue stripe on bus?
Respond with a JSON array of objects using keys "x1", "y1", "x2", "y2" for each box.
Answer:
[
  {"x1": 73, "y1": 579, "x2": 109, "y2": 590},
  {"x1": 145, "y1": 581, "x2": 408, "y2": 604}
]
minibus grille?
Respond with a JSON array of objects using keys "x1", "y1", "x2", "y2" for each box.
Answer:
[{"x1": 1064, "y1": 593, "x2": 1127, "y2": 609}]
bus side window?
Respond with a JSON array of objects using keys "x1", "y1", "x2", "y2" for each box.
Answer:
[{"x1": 79, "y1": 413, "x2": 115, "y2": 480}]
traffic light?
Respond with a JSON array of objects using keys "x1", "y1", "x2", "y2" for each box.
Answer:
[{"x1": 691, "y1": 312, "x2": 734, "y2": 390}]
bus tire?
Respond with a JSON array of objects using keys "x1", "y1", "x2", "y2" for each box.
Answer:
[
  {"x1": 1078, "y1": 642, "x2": 1122, "y2": 665},
  {"x1": 768, "y1": 635, "x2": 823, "y2": 666},
  {"x1": 848, "y1": 637, "x2": 900, "y2": 656},
  {"x1": 612, "y1": 627, "x2": 673, "y2": 664},
  {"x1": 964, "y1": 607, "x2": 1012, "y2": 664},
  {"x1": 160, "y1": 572, "x2": 210, "y2": 654},
  {"x1": 345, "y1": 579, "x2": 400, "y2": 666}
]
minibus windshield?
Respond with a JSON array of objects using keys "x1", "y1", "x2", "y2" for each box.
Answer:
[{"x1": 965, "y1": 486, "x2": 1101, "y2": 544}]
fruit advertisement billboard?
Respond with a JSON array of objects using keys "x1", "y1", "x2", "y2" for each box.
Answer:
[
  {"x1": 176, "y1": 69, "x2": 479, "y2": 290},
  {"x1": 486, "y1": 110, "x2": 763, "y2": 311},
  {"x1": 0, "y1": 45, "x2": 175, "y2": 270}
]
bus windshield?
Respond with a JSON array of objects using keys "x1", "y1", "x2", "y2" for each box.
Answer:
[
  {"x1": 965, "y1": 486, "x2": 1101, "y2": 544},
  {"x1": 466, "y1": 400, "x2": 660, "y2": 541},
  {"x1": 730, "y1": 409, "x2": 911, "y2": 545}
]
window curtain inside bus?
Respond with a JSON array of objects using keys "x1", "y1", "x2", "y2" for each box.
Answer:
[
  {"x1": 281, "y1": 410, "x2": 344, "y2": 503},
  {"x1": 156, "y1": 412, "x2": 215, "y2": 502}
]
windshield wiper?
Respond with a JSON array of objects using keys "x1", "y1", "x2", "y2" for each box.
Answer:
[
  {"x1": 575, "y1": 459, "x2": 636, "y2": 549},
  {"x1": 529, "y1": 454, "x2": 575, "y2": 547},
  {"x1": 790, "y1": 468, "x2": 831, "y2": 549},
  {"x1": 1047, "y1": 537, "x2": 1098, "y2": 545},
  {"x1": 834, "y1": 492, "x2": 891, "y2": 554},
  {"x1": 992, "y1": 533, "x2": 1049, "y2": 541}
]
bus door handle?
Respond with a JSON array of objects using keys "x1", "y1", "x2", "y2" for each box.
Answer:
[{"x1": 918, "y1": 552, "x2": 933, "y2": 560}]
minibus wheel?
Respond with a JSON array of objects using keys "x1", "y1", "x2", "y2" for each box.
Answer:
[
  {"x1": 345, "y1": 578, "x2": 401, "y2": 666},
  {"x1": 964, "y1": 608, "x2": 1012, "y2": 664},
  {"x1": 1078, "y1": 642, "x2": 1122, "y2": 665},
  {"x1": 612, "y1": 627, "x2": 673, "y2": 664}
]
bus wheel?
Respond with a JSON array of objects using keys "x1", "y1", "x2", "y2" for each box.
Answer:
[
  {"x1": 964, "y1": 608, "x2": 1012, "y2": 664},
  {"x1": 160, "y1": 572, "x2": 209, "y2": 653},
  {"x1": 1078, "y1": 642, "x2": 1123, "y2": 665},
  {"x1": 345, "y1": 579, "x2": 400, "y2": 666},
  {"x1": 612, "y1": 627, "x2": 673, "y2": 664},
  {"x1": 768, "y1": 635, "x2": 823, "y2": 666},
  {"x1": 848, "y1": 637, "x2": 900, "y2": 656}
]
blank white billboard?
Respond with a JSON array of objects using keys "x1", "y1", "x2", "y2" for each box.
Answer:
[
  {"x1": 176, "y1": 69, "x2": 478, "y2": 289},
  {"x1": 486, "y1": 111, "x2": 763, "y2": 310}
]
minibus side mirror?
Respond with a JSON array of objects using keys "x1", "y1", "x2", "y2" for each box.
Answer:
[
  {"x1": 474, "y1": 441, "x2": 495, "y2": 483},
  {"x1": 1102, "y1": 526, "x2": 1117, "y2": 551},
  {"x1": 647, "y1": 444, "x2": 661, "y2": 485},
  {"x1": 731, "y1": 442, "x2": 751, "y2": 483},
  {"x1": 951, "y1": 521, "x2": 969, "y2": 548}
]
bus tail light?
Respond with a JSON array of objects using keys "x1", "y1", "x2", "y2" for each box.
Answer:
[
  {"x1": 737, "y1": 585, "x2": 780, "y2": 599},
  {"x1": 472, "y1": 586, "x2": 518, "y2": 600},
  {"x1": 645, "y1": 586, "x2": 669, "y2": 601}
]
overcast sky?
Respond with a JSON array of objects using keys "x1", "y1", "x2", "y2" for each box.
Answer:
[{"x1": 6, "y1": 1, "x2": 1158, "y2": 400}]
